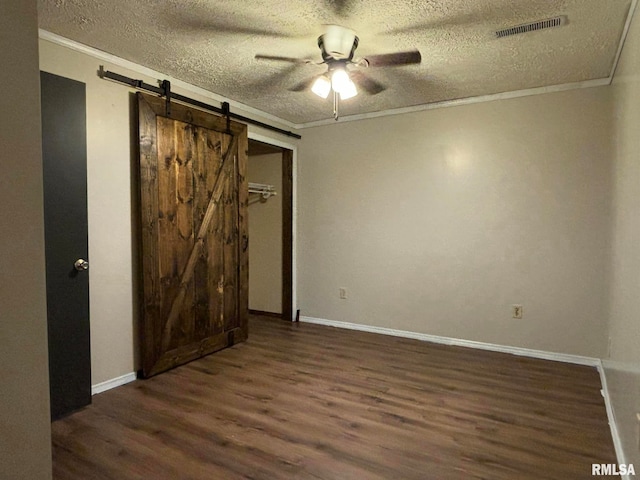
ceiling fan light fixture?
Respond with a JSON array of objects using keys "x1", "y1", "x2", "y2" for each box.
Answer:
[
  {"x1": 311, "y1": 75, "x2": 331, "y2": 98},
  {"x1": 256, "y1": 24, "x2": 421, "y2": 120}
]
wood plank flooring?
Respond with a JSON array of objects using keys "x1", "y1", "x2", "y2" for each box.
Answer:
[{"x1": 52, "y1": 315, "x2": 617, "y2": 479}]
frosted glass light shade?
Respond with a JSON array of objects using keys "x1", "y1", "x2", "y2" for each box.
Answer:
[
  {"x1": 331, "y1": 69, "x2": 351, "y2": 93},
  {"x1": 311, "y1": 76, "x2": 331, "y2": 98},
  {"x1": 339, "y1": 79, "x2": 357, "y2": 100},
  {"x1": 331, "y1": 69, "x2": 357, "y2": 99}
]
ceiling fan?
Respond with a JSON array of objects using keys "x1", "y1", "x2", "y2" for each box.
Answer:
[{"x1": 255, "y1": 25, "x2": 422, "y2": 120}]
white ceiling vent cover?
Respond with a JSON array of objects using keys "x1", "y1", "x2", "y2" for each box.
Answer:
[{"x1": 496, "y1": 16, "x2": 567, "y2": 39}]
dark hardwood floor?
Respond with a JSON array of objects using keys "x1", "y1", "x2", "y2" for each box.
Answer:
[{"x1": 52, "y1": 315, "x2": 616, "y2": 479}]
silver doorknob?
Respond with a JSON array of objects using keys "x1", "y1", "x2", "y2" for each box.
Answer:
[{"x1": 74, "y1": 259, "x2": 89, "y2": 271}]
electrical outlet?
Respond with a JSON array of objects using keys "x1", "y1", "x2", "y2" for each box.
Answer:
[
  {"x1": 339, "y1": 287, "x2": 347, "y2": 299},
  {"x1": 512, "y1": 304, "x2": 523, "y2": 319}
]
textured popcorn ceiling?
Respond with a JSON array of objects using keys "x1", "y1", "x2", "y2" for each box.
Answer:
[{"x1": 38, "y1": 0, "x2": 633, "y2": 125}]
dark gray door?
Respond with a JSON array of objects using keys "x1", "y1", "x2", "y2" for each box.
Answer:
[{"x1": 41, "y1": 71, "x2": 91, "y2": 420}]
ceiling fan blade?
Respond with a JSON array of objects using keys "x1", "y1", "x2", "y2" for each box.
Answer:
[
  {"x1": 349, "y1": 71, "x2": 386, "y2": 95},
  {"x1": 360, "y1": 50, "x2": 422, "y2": 68},
  {"x1": 195, "y1": 24, "x2": 291, "y2": 37},
  {"x1": 384, "y1": 4, "x2": 547, "y2": 36},
  {"x1": 289, "y1": 76, "x2": 318, "y2": 92},
  {"x1": 246, "y1": 64, "x2": 302, "y2": 92},
  {"x1": 255, "y1": 54, "x2": 313, "y2": 64},
  {"x1": 385, "y1": 11, "x2": 484, "y2": 35},
  {"x1": 167, "y1": 9, "x2": 294, "y2": 38}
]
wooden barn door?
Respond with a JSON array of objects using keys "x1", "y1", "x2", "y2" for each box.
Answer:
[{"x1": 137, "y1": 93, "x2": 248, "y2": 378}]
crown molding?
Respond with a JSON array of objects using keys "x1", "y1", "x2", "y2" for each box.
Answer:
[
  {"x1": 40, "y1": 12, "x2": 635, "y2": 133},
  {"x1": 296, "y1": 77, "x2": 611, "y2": 129},
  {"x1": 609, "y1": 0, "x2": 638, "y2": 82},
  {"x1": 38, "y1": 29, "x2": 298, "y2": 131},
  {"x1": 297, "y1": 0, "x2": 637, "y2": 129}
]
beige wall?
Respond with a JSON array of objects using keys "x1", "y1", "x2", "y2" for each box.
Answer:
[
  {"x1": 606, "y1": 4, "x2": 640, "y2": 467},
  {"x1": 0, "y1": 1, "x2": 52, "y2": 479},
  {"x1": 39, "y1": 38, "x2": 298, "y2": 385},
  {"x1": 249, "y1": 153, "x2": 283, "y2": 313},
  {"x1": 298, "y1": 86, "x2": 613, "y2": 357}
]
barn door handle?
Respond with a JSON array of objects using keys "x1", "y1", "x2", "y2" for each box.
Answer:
[
  {"x1": 242, "y1": 234, "x2": 248, "y2": 252},
  {"x1": 74, "y1": 259, "x2": 89, "y2": 271}
]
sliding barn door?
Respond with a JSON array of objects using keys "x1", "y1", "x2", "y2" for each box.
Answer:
[{"x1": 137, "y1": 93, "x2": 248, "y2": 378}]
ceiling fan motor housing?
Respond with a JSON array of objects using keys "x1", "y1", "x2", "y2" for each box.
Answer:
[{"x1": 317, "y1": 25, "x2": 359, "y2": 62}]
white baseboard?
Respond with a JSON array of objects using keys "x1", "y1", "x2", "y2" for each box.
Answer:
[
  {"x1": 88, "y1": 320, "x2": 626, "y2": 476},
  {"x1": 300, "y1": 316, "x2": 600, "y2": 366},
  {"x1": 91, "y1": 372, "x2": 137, "y2": 395},
  {"x1": 598, "y1": 364, "x2": 630, "y2": 479},
  {"x1": 300, "y1": 316, "x2": 630, "y2": 472}
]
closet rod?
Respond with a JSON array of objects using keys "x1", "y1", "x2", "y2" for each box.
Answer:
[{"x1": 249, "y1": 182, "x2": 277, "y2": 199}]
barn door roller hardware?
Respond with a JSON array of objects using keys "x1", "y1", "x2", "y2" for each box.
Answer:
[
  {"x1": 98, "y1": 66, "x2": 301, "y2": 140},
  {"x1": 161, "y1": 80, "x2": 171, "y2": 116},
  {"x1": 222, "y1": 101, "x2": 231, "y2": 134}
]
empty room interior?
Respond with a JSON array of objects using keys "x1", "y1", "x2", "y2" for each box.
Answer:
[{"x1": 2, "y1": 0, "x2": 640, "y2": 479}]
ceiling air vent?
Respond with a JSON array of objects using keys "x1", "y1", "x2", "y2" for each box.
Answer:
[{"x1": 496, "y1": 16, "x2": 567, "y2": 39}]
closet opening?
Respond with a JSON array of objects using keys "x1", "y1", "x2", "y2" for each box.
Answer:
[{"x1": 248, "y1": 139, "x2": 294, "y2": 321}]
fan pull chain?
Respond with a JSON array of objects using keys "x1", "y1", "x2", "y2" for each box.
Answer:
[{"x1": 333, "y1": 90, "x2": 339, "y2": 121}]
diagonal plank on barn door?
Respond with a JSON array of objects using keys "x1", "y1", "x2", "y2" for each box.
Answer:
[
  {"x1": 161, "y1": 135, "x2": 239, "y2": 351},
  {"x1": 137, "y1": 93, "x2": 248, "y2": 378}
]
